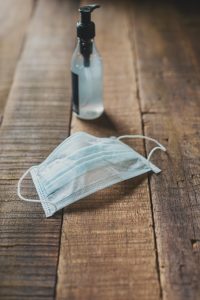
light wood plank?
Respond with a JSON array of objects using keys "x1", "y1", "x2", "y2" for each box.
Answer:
[
  {"x1": 0, "y1": 0, "x2": 34, "y2": 126},
  {"x1": 131, "y1": 2, "x2": 200, "y2": 299},
  {"x1": 0, "y1": 0, "x2": 77, "y2": 299},
  {"x1": 56, "y1": 1, "x2": 161, "y2": 299}
]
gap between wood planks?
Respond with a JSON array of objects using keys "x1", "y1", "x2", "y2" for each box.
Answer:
[
  {"x1": 128, "y1": 5, "x2": 163, "y2": 300},
  {"x1": 53, "y1": 3, "x2": 80, "y2": 299}
]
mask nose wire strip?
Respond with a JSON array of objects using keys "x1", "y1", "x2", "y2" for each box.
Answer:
[
  {"x1": 117, "y1": 135, "x2": 166, "y2": 161},
  {"x1": 17, "y1": 167, "x2": 57, "y2": 213}
]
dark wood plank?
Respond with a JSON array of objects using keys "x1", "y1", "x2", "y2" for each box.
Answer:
[
  {"x1": 131, "y1": 1, "x2": 200, "y2": 299},
  {"x1": 56, "y1": 1, "x2": 161, "y2": 299},
  {"x1": 0, "y1": 0, "x2": 78, "y2": 299},
  {"x1": 0, "y1": 0, "x2": 34, "y2": 126},
  {"x1": 175, "y1": 0, "x2": 200, "y2": 68}
]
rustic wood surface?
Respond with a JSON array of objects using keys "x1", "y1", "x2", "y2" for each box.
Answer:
[
  {"x1": 0, "y1": 0, "x2": 199, "y2": 300},
  {"x1": 0, "y1": 0, "x2": 76, "y2": 299},
  {"x1": 0, "y1": 0, "x2": 33, "y2": 126},
  {"x1": 56, "y1": 1, "x2": 160, "y2": 299}
]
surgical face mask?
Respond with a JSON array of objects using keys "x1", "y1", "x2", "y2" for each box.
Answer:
[{"x1": 17, "y1": 132, "x2": 166, "y2": 217}]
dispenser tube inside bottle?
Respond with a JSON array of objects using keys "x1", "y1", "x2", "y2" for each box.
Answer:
[{"x1": 80, "y1": 39, "x2": 93, "y2": 67}]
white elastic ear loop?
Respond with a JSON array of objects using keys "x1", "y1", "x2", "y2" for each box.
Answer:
[
  {"x1": 17, "y1": 167, "x2": 57, "y2": 213},
  {"x1": 117, "y1": 135, "x2": 166, "y2": 161}
]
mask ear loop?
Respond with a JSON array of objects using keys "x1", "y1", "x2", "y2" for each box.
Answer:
[
  {"x1": 117, "y1": 135, "x2": 166, "y2": 162},
  {"x1": 17, "y1": 167, "x2": 57, "y2": 213}
]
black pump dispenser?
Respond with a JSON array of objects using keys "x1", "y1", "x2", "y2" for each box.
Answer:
[{"x1": 77, "y1": 4, "x2": 100, "y2": 67}]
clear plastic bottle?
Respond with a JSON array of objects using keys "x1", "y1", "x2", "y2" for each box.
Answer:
[{"x1": 71, "y1": 4, "x2": 104, "y2": 120}]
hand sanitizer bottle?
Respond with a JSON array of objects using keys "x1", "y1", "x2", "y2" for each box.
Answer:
[{"x1": 71, "y1": 4, "x2": 104, "y2": 120}]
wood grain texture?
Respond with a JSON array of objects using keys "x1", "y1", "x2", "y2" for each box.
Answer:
[
  {"x1": 0, "y1": 0, "x2": 33, "y2": 126},
  {"x1": 131, "y1": 1, "x2": 200, "y2": 299},
  {"x1": 1, "y1": 1, "x2": 198, "y2": 299},
  {"x1": 0, "y1": 0, "x2": 77, "y2": 299},
  {"x1": 56, "y1": 1, "x2": 161, "y2": 299}
]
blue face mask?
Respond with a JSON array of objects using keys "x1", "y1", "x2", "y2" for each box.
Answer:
[{"x1": 17, "y1": 132, "x2": 166, "y2": 217}]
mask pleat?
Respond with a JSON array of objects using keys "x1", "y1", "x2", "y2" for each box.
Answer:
[{"x1": 44, "y1": 150, "x2": 135, "y2": 195}]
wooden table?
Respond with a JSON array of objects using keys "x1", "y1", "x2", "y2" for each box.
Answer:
[{"x1": 0, "y1": 1, "x2": 199, "y2": 299}]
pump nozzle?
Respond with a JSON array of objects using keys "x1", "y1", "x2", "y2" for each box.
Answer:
[
  {"x1": 79, "y1": 4, "x2": 100, "y2": 15},
  {"x1": 77, "y1": 4, "x2": 100, "y2": 67},
  {"x1": 79, "y1": 4, "x2": 100, "y2": 13},
  {"x1": 77, "y1": 4, "x2": 100, "y2": 40}
]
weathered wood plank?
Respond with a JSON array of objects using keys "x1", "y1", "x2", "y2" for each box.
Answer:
[
  {"x1": 131, "y1": 1, "x2": 200, "y2": 299},
  {"x1": 56, "y1": 1, "x2": 161, "y2": 299},
  {"x1": 0, "y1": 0, "x2": 77, "y2": 299},
  {"x1": 0, "y1": 0, "x2": 34, "y2": 126}
]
